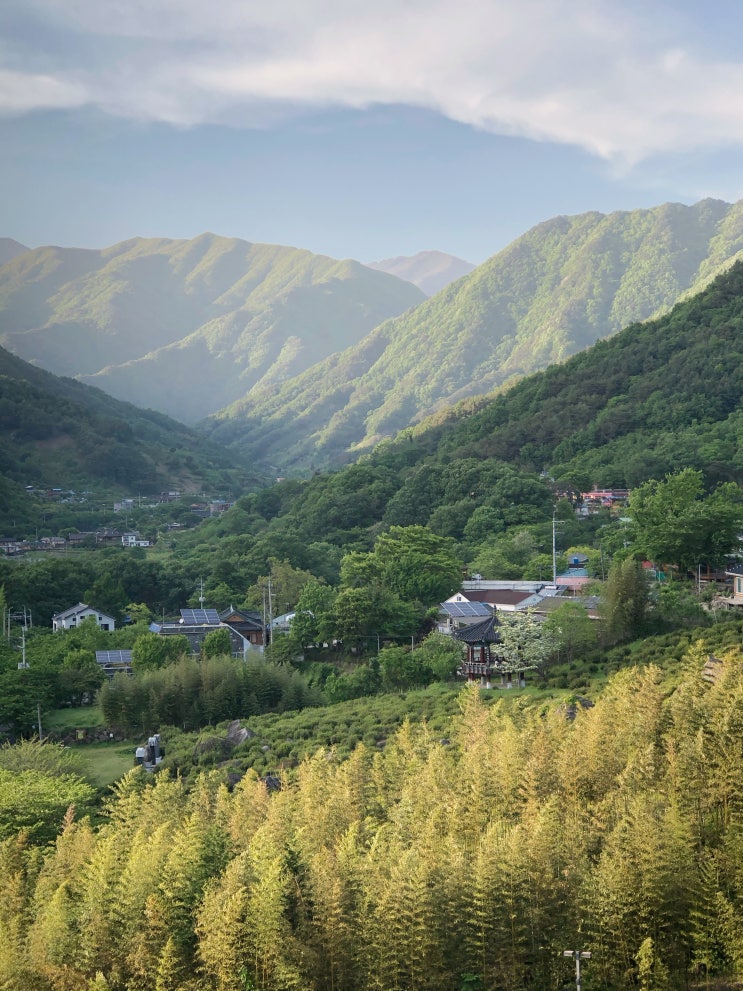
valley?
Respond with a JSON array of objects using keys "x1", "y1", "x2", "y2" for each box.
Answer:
[{"x1": 3, "y1": 205, "x2": 743, "y2": 991}]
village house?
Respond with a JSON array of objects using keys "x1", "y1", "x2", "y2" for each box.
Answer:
[
  {"x1": 67, "y1": 531, "x2": 95, "y2": 547},
  {"x1": 555, "y1": 566, "x2": 592, "y2": 595},
  {"x1": 578, "y1": 488, "x2": 630, "y2": 515},
  {"x1": 723, "y1": 563, "x2": 743, "y2": 607},
  {"x1": 437, "y1": 599, "x2": 492, "y2": 634},
  {"x1": 96, "y1": 528, "x2": 123, "y2": 545},
  {"x1": 121, "y1": 531, "x2": 151, "y2": 548},
  {"x1": 38, "y1": 536, "x2": 66, "y2": 551},
  {"x1": 0, "y1": 538, "x2": 30, "y2": 556},
  {"x1": 152, "y1": 607, "x2": 264, "y2": 658},
  {"x1": 219, "y1": 607, "x2": 266, "y2": 650},
  {"x1": 450, "y1": 585, "x2": 544, "y2": 612},
  {"x1": 52, "y1": 603, "x2": 116, "y2": 632},
  {"x1": 454, "y1": 576, "x2": 601, "y2": 621}
]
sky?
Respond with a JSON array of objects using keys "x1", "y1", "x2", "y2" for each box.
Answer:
[{"x1": 3, "y1": 0, "x2": 743, "y2": 264}]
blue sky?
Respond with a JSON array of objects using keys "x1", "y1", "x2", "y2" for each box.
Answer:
[{"x1": 3, "y1": 0, "x2": 743, "y2": 264}]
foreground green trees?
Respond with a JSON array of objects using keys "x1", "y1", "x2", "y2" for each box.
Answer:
[
  {"x1": 5, "y1": 647, "x2": 743, "y2": 990},
  {"x1": 629, "y1": 468, "x2": 743, "y2": 573}
]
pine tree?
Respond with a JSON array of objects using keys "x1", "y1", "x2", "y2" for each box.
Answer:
[
  {"x1": 0, "y1": 831, "x2": 42, "y2": 991},
  {"x1": 27, "y1": 813, "x2": 96, "y2": 987},
  {"x1": 600, "y1": 557, "x2": 648, "y2": 644},
  {"x1": 242, "y1": 825, "x2": 304, "y2": 991},
  {"x1": 196, "y1": 853, "x2": 252, "y2": 991},
  {"x1": 637, "y1": 936, "x2": 671, "y2": 991},
  {"x1": 155, "y1": 936, "x2": 188, "y2": 991}
]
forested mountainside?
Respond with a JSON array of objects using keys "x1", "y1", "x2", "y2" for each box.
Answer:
[
  {"x1": 367, "y1": 249, "x2": 476, "y2": 295},
  {"x1": 174, "y1": 260, "x2": 743, "y2": 599},
  {"x1": 414, "y1": 257, "x2": 743, "y2": 492},
  {"x1": 204, "y1": 197, "x2": 743, "y2": 472},
  {"x1": 0, "y1": 233, "x2": 424, "y2": 424},
  {"x1": 0, "y1": 345, "x2": 254, "y2": 526}
]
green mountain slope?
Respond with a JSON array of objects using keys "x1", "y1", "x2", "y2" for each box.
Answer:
[
  {"x1": 189, "y1": 259, "x2": 743, "y2": 570},
  {"x1": 204, "y1": 198, "x2": 743, "y2": 471},
  {"x1": 414, "y1": 259, "x2": 743, "y2": 487},
  {"x1": 0, "y1": 344, "x2": 255, "y2": 517},
  {"x1": 0, "y1": 234, "x2": 425, "y2": 424}
]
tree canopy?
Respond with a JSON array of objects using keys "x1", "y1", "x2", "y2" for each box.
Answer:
[{"x1": 629, "y1": 469, "x2": 743, "y2": 573}]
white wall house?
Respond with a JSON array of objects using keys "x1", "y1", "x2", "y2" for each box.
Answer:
[
  {"x1": 52, "y1": 602, "x2": 116, "y2": 632},
  {"x1": 121, "y1": 532, "x2": 151, "y2": 548}
]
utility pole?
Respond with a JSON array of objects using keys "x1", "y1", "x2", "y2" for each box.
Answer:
[
  {"x1": 17, "y1": 626, "x2": 29, "y2": 670},
  {"x1": 267, "y1": 576, "x2": 273, "y2": 646},
  {"x1": 261, "y1": 587, "x2": 267, "y2": 653},
  {"x1": 563, "y1": 949, "x2": 591, "y2": 991},
  {"x1": 552, "y1": 507, "x2": 564, "y2": 584},
  {"x1": 551, "y1": 507, "x2": 567, "y2": 584}
]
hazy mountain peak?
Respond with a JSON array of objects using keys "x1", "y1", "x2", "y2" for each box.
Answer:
[
  {"x1": 367, "y1": 250, "x2": 476, "y2": 296},
  {"x1": 0, "y1": 233, "x2": 425, "y2": 424},
  {"x1": 0, "y1": 238, "x2": 30, "y2": 266}
]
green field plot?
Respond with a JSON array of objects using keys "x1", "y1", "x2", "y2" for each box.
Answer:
[
  {"x1": 75, "y1": 742, "x2": 137, "y2": 788},
  {"x1": 43, "y1": 705, "x2": 105, "y2": 731}
]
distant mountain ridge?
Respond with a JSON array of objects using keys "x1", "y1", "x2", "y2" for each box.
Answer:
[
  {"x1": 203, "y1": 198, "x2": 743, "y2": 470},
  {"x1": 0, "y1": 238, "x2": 29, "y2": 266},
  {"x1": 367, "y1": 250, "x2": 475, "y2": 295},
  {"x1": 6, "y1": 200, "x2": 743, "y2": 477},
  {"x1": 0, "y1": 234, "x2": 425, "y2": 424}
]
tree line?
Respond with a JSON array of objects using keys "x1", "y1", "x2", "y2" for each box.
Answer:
[
  {"x1": 100, "y1": 655, "x2": 323, "y2": 735},
  {"x1": 3, "y1": 643, "x2": 743, "y2": 991}
]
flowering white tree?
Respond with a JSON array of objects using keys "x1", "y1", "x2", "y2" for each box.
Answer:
[{"x1": 496, "y1": 609, "x2": 557, "y2": 672}]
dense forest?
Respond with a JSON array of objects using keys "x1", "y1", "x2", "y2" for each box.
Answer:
[
  {"x1": 3, "y1": 640, "x2": 743, "y2": 991},
  {"x1": 204, "y1": 198, "x2": 743, "y2": 470},
  {"x1": 4, "y1": 231, "x2": 743, "y2": 991},
  {"x1": 0, "y1": 344, "x2": 257, "y2": 533},
  {"x1": 134, "y1": 260, "x2": 743, "y2": 614}
]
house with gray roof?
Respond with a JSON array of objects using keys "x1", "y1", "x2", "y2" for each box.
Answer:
[{"x1": 52, "y1": 603, "x2": 116, "y2": 632}]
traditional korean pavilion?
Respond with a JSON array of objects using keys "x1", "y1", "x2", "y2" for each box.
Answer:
[{"x1": 452, "y1": 613, "x2": 527, "y2": 689}]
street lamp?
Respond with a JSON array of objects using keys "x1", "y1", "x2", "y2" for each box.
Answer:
[{"x1": 563, "y1": 950, "x2": 591, "y2": 991}]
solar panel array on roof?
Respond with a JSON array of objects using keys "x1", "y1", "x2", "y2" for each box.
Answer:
[
  {"x1": 442, "y1": 601, "x2": 492, "y2": 617},
  {"x1": 180, "y1": 608, "x2": 221, "y2": 625},
  {"x1": 95, "y1": 650, "x2": 133, "y2": 665}
]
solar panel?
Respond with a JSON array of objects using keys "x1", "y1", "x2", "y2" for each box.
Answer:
[
  {"x1": 180, "y1": 608, "x2": 221, "y2": 625},
  {"x1": 443, "y1": 601, "x2": 491, "y2": 617},
  {"x1": 95, "y1": 650, "x2": 133, "y2": 665}
]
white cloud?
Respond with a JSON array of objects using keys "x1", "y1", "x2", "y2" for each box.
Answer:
[
  {"x1": 3, "y1": 0, "x2": 743, "y2": 162},
  {"x1": 0, "y1": 69, "x2": 87, "y2": 113}
]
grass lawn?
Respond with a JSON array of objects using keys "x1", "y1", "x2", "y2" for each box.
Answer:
[
  {"x1": 44, "y1": 705, "x2": 105, "y2": 731},
  {"x1": 43, "y1": 705, "x2": 135, "y2": 788},
  {"x1": 75, "y1": 742, "x2": 137, "y2": 788}
]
